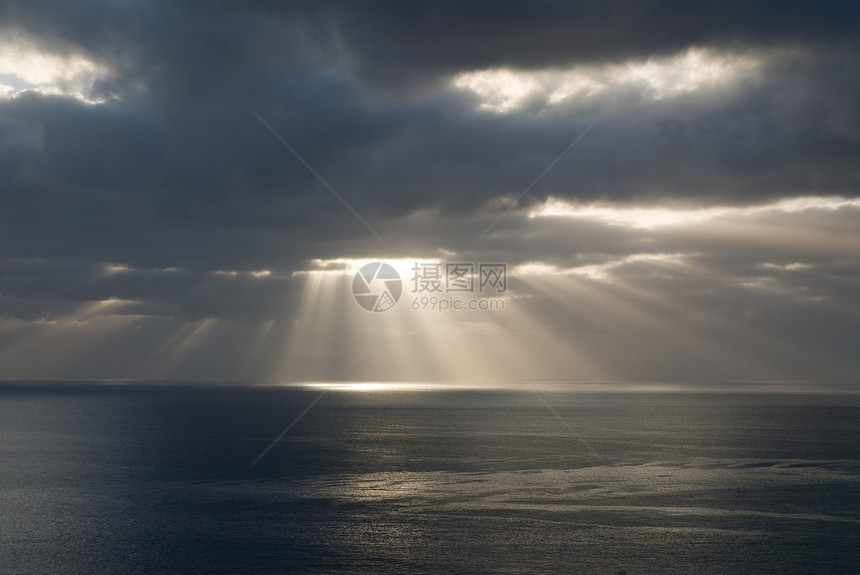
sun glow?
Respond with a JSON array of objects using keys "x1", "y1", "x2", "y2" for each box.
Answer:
[
  {"x1": 268, "y1": 249, "x2": 617, "y2": 383},
  {"x1": 267, "y1": 190, "x2": 860, "y2": 381},
  {"x1": 4, "y1": 193, "x2": 857, "y2": 382},
  {"x1": 301, "y1": 381, "x2": 457, "y2": 392}
]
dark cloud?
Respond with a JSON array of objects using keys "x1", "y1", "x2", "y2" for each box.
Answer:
[
  {"x1": 318, "y1": 1, "x2": 860, "y2": 88},
  {"x1": 0, "y1": 1, "x2": 858, "y2": 379}
]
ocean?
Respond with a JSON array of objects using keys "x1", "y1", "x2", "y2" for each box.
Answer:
[{"x1": 1, "y1": 381, "x2": 859, "y2": 574}]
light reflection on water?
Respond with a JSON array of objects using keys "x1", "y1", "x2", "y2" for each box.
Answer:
[
  {"x1": 293, "y1": 380, "x2": 860, "y2": 394},
  {"x1": 1, "y1": 381, "x2": 859, "y2": 574}
]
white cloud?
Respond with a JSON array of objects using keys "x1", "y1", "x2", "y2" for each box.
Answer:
[
  {"x1": 529, "y1": 196, "x2": 860, "y2": 229},
  {"x1": 0, "y1": 35, "x2": 109, "y2": 102},
  {"x1": 453, "y1": 48, "x2": 765, "y2": 113},
  {"x1": 515, "y1": 253, "x2": 690, "y2": 281},
  {"x1": 294, "y1": 257, "x2": 442, "y2": 278},
  {"x1": 213, "y1": 269, "x2": 275, "y2": 279}
]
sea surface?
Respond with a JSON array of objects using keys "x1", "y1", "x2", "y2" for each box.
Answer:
[{"x1": 1, "y1": 381, "x2": 859, "y2": 574}]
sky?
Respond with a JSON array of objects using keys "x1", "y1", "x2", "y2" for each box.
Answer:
[{"x1": 0, "y1": 1, "x2": 858, "y2": 383}]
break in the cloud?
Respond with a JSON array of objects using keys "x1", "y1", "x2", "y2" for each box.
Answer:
[{"x1": 0, "y1": 1, "x2": 858, "y2": 382}]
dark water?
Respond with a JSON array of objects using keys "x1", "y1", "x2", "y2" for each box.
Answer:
[{"x1": 2, "y1": 382, "x2": 859, "y2": 574}]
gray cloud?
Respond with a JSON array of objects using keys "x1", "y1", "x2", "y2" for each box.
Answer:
[{"x1": 0, "y1": 1, "x2": 858, "y2": 380}]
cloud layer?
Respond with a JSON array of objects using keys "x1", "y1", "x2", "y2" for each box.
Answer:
[{"x1": 0, "y1": 1, "x2": 858, "y2": 381}]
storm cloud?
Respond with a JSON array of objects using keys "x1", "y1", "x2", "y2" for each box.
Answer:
[{"x1": 0, "y1": 1, "x2": 858, "y2": 381}]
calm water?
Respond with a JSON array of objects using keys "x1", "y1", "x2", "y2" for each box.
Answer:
[{"x1": 1, "y1": 382, "x2": 859, "y2": 574}]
